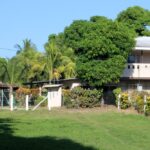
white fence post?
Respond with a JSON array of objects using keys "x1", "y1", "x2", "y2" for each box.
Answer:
[
  {"x1": 10, "y1": 94, "x2": 13, "y2": 111},
  {"x1": 26, "y1": 95, "x2": 29, "y2": 111},
  {"x1": 118, "y1": 94, "x2": 121, "y2": 110},
  {"x1": 144, "y1": 95, "x2": 147, "y2": 113},
  {"x1": 48, "y1": 92, "x2": 51, "y2": 111},
  {"x1": 101, "y1": 97, "x2": 104, "y2": 107}
]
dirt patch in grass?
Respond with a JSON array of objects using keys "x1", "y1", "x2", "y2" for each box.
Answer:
[{"x1": 51, "y1": 105, "x2": 138, "y2": 115}]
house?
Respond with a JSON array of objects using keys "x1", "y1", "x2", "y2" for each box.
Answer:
[
  {"x1": 120, "y1": 36, "x2": 150, "y2": 92},
  {"x1": 102, "y1": 36, "x2": 150, "y2": 104}
]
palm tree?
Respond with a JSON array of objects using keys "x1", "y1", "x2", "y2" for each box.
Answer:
[
  {"x1": 15, "y1": 39, "x2": 43, "y2": 82},
  {"x1": 59, "y1": 47, "x2": 76, "y2": 79},
  {"x1": 0, "y1": 58, "x2": 23, "y2": 101},
  {"x1": 44, "y1": 36, "x2": 76, "y2": 82},
  {"x1": 44, "y1": 41, "x2": 61, "y2": 83}
]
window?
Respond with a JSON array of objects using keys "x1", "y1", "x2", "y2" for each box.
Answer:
[
  {"x1": 128, "y1": 55, "x2": 135, "y2": 63},
  {"x1": 132, "y1": 65, "x2": 135, "y2": 69},
  {"x1": 128, "y1": 65, "x2": 130, "y2": 69}
]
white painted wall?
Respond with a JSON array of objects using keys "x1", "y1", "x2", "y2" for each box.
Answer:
[
  {"x1": 48, "y1": 87, "x2": 62, "y2": 108},
  {"x1": 71, "y1": 83, "x2": 81, "y2": 89},
  {"x1": 122, "y1": 63, "x2": 150, "y2": 78}
]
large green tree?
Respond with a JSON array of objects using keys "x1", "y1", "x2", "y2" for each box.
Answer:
[
  {"x1": 116, "y1": 6, "x2": 150, "y2": 36},
  {"x1": 64, "y1": 17, "x2": 135, "y2": 87}
]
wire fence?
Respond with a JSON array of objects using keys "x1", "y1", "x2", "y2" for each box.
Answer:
[{"x1": 0, "y1": 89, "x2": 48, "y2": 110}]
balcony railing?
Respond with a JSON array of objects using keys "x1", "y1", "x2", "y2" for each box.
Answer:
[{"x1": 122, "y1": 63, "x2": 150, "y2": 78}]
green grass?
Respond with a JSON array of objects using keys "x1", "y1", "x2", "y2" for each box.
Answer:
[{"x1": 0, "y1": 108, "x2": 150, "y2": 150}]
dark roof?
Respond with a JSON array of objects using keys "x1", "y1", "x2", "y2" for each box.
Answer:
[
  {"x1": 23, "y1": 78, "x2": 79, "y2": 85},
  {"x1": 0, "y1": 82, "x2": 18, "y2": 88}
]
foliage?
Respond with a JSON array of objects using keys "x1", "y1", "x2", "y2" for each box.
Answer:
[
  {"x1": 115, "y1": 90, "x2": 150, "y2": 116},
  {"x1": 35, "y1": 96, "x2": 47, "y2": 107},
  {"x1": 135, "y1": 94, "x2": 144, "y2": 113},
  {"x1": 0, "y1": 57, "x2": 27, "y2": 100},
  {"x1": 113, "y1": 90, "x2": 150, "y2": 115},
  {"x1": 63, "y1": 87, "x2": 102, "y2": 108},
  {"x1": 145, "y1": 96, "x2": 150, "y2": 116},
  {"x1": 15, "y1": 87, "x2": 31, "y2": 106},
  {"x1": 16, "y1": 87, "x2": 31, "y2": 96},
  {"x1": 113, "y1": 87, "x2": 122, "y2": 104},
  {"x1": 15, "y1": 39, "x2": 44, "y2": 82},
  {"x1": 30, "y1": 88, "x2": 40, "y2": 97},
  {"x1": 130, "y1": 91, "x2": 147, "y2": 113},
  {"x1": 44, "y1": 39, "x2": 60, "y2": 81},
  {"x1": 44, "y1": 34, "x2": 76, "y2": 81},
  {"x1": 120, "y1": 92, "x2": 131, "y2": 109},
  {"x1": 113, "y1": 88, "x2": 131, "y2": 109},
  {"x1": 64, "y1": 17, "x2": 135, "y2": 86},
  {"x1": 0, "y1": 37, "x2": 76, "y2": 84},
  {"x1": 15, "y1": 87, "x2": 40, "y2": 106},
  {"x1": 0, "y1": 57, "x2": 23, "y2": 85},
  {"x1": 117, "y1": 6, "x2": 150, "y2": 36}
]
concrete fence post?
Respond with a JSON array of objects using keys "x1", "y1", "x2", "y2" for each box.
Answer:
[
  {"x1": 101, "y1": 97, "x2": 104, "y2": 107},
  {"x1": 48, "y1": 92, "x2": 51, "y2": 111},
  {"x1": 144, "y1": 95, "x2": 147, "y2": 113},
  {"x1": 118, "y1": 94, "x2": 121, "y2": 110},
  {"x1": 26, "y1": 95, "x2": 29, "y2": 111},
  {"x1": 10, "y1": 94, "x2": 13, "y2": 111}
]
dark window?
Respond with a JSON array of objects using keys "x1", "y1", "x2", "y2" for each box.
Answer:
[
  {"x1": 132, "y1": 65, "x2": 135, "y2": 69},
  {"x1": 128, "y1": 55, "x2": 135, "y2": 63},
  {"x1": 128, "y1": 65, "x2": 130, "y2": 69}
]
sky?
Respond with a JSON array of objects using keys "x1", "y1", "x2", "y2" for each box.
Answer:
[{"x1": 0, "y1": 0, "x2": 150, "y2": 58}]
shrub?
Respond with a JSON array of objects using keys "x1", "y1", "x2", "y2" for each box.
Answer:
[
  {"x1": 15, "y1": 87, "x2": 31, "y2": 106},
  {"x1": 63, "y1": 87, "x2": 102, "y2": 108},
  {"x1": 145, "y1": 96, "x2": 150, "y2": 116},
  {"x1": 135, "y1": 95, "x2": 144, "y2": 113},
  {"x1": 113, "y1": 88, "x2": 131, "y2": 109},
  {"x1": 15, "y1": 87, "x2": 41, "y2": 106},
  {"x1": 131, "y1": 91, "x2": 148, "y2": 113},
  {"x1": 120, "y1": 92, "x2": 131, "y2": 109},
  {"x1": 35, "y1": 96, "x2": 47, "y2": 107},
  {"x1": 30, "y1": 88, "x2": 40, "y2": 97},
  {"x1": 113, "y1": 88, "x2": 122, "y2": 105}
]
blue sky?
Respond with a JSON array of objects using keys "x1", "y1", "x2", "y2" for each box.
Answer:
[{"x1": 0, "y1": 0, "x2": 150, "y2": 58}]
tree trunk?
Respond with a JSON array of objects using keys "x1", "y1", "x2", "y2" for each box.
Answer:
[{"x1": 9, "y1": 86, "x2": 13, "y2": 105}]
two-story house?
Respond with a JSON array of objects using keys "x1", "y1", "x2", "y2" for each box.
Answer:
[{"x1": 121, "y1": 36, "x2": 150, "y2": 92}]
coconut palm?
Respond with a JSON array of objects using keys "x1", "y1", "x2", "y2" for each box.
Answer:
[
  {"x1": 44, "y1": 35, "x2": 76, "y2": 82},
  {"x1": 0, "y1": 57, "x2": 23, "y2": 101},
  {"x1": 44, "y1": 40, "x2": 61, "y2": 82},
  {"x1": 15, "y1": 39, "x2": 43, "y2": 82}
]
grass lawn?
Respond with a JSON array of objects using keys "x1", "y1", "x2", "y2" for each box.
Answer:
[{"x1": 0, "y1": 108, "x2": 150, "y2": 150}]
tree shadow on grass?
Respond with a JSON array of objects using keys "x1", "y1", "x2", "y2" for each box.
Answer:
[{"x1": 0, "y1": 118, "x2": 98, "y2": 150}]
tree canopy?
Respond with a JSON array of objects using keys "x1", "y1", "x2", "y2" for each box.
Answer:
[
  {"x1": 44, "y1": 34, "x2": 76, "y2": 82},
  {"x1": 64, "y1": 17, "x2": 135, "y2": 86},
  {"x1": 116, "y1": 6, "x2": 150, "y2": 36}
]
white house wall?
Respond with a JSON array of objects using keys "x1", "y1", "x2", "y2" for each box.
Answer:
[{"x1": 122, "y1": 63, "x2": 150, "y2": 78}]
